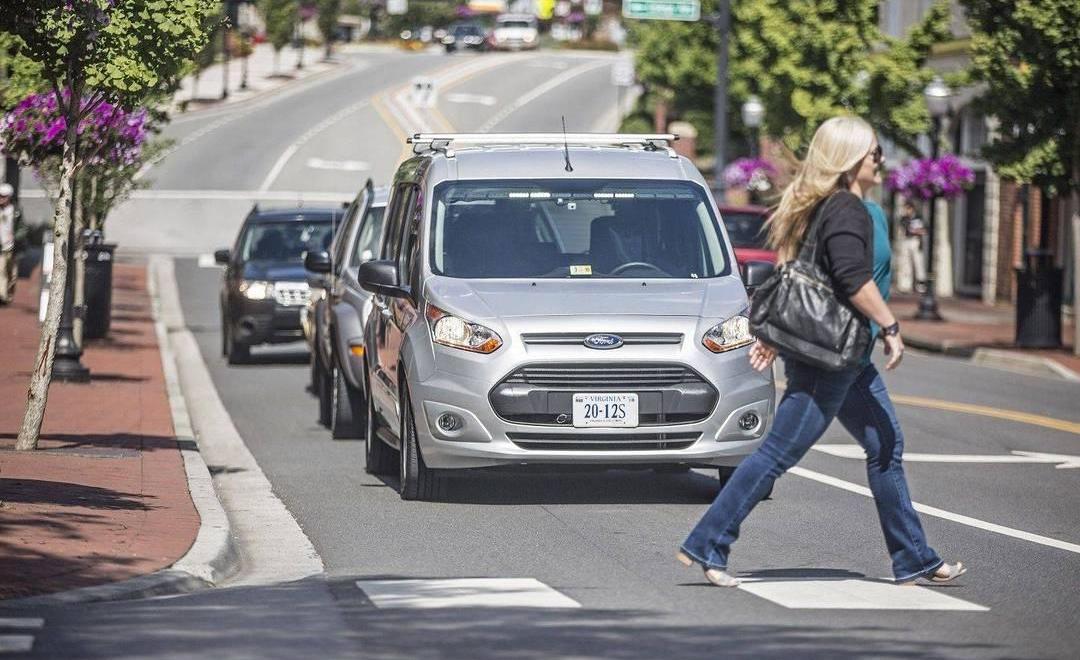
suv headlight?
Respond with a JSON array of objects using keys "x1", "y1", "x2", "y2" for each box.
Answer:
[
  {"x1": 426, "y1": 304, "x2": 502, "y2": 354},
  {"x1": 239, "y1": 280, "x2": 273, "y2": 300},
  {"x1": 702, "y1": 313, "x2": 753, "y2": 353}
]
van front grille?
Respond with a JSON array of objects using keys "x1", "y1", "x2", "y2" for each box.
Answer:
[
  {"x1": 507, "y1": 431, "x2": 700, "y2": 451},
  {"x1": 502, "y1": 363, "x2": 705, "y2": 389}
]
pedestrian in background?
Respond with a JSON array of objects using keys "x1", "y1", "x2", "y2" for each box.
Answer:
[
  {"x1": 0, "y1": 183, "x2": 17, "y2": 305},
  {"x1": 897, "y1": 200, "x2": 927, "y2": 292},
  {"x1": 677, "y1": 116, "x2": 965, "y2": 588}
]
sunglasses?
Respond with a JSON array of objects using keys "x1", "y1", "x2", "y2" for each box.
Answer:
[{"x1": 870, "y1": 145, "x2": 884, "y2": 165}]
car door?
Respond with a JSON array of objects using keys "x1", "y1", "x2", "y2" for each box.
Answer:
[
  {"x1": 319, "y1": 191, "x2": 363, "y2": 367},
  {"x1": 369, "y1": 182, "x2": 413, "y2": 428},
  {"x1": 383, "y1": 184, "x2": 423, "y2": 412}
]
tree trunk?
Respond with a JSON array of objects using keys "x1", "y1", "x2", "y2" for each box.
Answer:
[
  {"x1": 15, "y1": 111, "x2": 78, "y2": 451},
  {"x1": 273, "y1": 49, "x2": 280, "y2": 76},
  {"x1": 73, "y1": 180, "x2": 86, "y2": 347}
]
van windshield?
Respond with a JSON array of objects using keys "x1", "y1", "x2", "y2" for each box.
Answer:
[{"x1": 430, "y1": 180, "x2": 730, "y2": 279}]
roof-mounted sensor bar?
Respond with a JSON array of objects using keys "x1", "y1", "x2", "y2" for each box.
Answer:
[{"x1": 408, "y1": 133, "x2": 680, "y2": 157}]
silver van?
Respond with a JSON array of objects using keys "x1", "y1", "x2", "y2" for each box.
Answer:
[{"x1": 360, "y1": 134, "x2": 775, "y2": 500}]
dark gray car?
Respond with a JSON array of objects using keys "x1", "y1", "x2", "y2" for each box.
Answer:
[{"x1": 304, "y1": 180, "x2": 389, "y2": 437}]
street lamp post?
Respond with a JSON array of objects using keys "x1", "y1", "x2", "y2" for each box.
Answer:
[
  {"x1": 916, "y1": 76, "x2": 952, "y2": 322},
  {"x1": 52, "y1": 143, "x2": 90, "y2": 383},
  {"x1": 741, "y1": 95, "x2": 764, "y2": 158}
]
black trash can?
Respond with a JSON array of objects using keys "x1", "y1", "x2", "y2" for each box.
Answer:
[
  {"x1": 1015, "y1": 250, "x2": 1063, "y2": 348},
  {"x1": 83, "y1": 238, "x2": 117, "y2": 340}
]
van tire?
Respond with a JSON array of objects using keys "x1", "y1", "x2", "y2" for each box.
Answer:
[{"x1": 398, "y1": 382, "x2": 443, "y2": 501}]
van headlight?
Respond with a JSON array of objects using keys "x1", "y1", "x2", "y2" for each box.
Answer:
[
  {"x1": 426, "y1": 304, "x2": 503, "y2": 354},
  {"x1": 702, "y1": 314, "x2": 753, "y2": 353},
  {"x1": 239, "y1": 280, "x2": 273, "y2": 300}
]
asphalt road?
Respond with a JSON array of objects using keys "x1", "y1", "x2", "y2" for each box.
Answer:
[{"x1": 6, "y1": 48, "x2": 1080, "y2": 659}]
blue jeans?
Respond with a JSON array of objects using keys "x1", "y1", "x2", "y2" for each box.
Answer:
[{"x1": 681, "y1": 358, "x2": 943, "y2": 581}]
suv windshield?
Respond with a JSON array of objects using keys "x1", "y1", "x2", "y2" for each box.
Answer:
[
  {"x1": 498, "y1": 20, "x2": 533, "y2": 28},
  {"x1": 431, "y1": 179, "x2": 730, "y2": 279},
  {"x1": 241, "y1": 220, "x2": 333, "y2": 262}
]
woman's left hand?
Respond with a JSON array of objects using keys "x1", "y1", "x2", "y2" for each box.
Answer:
[{"x1": 749, "y1": 340, "x2": 778, "y2": 373}]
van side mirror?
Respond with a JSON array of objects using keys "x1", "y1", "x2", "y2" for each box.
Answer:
[
  {"x1": 304, "y1": 249, "x2": 332, "y2": 274},
  {"x1": 357, "y1": 259, "x2": 408, "y2": 298},
  {"x1": 214, "y1": 248, "x2": 230, "y2": 265},
  {"x1": 741, "y1": 260, "x2": 775, "y2": 292}
]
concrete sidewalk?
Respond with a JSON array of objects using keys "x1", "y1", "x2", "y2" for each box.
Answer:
[
  {"x1": 174, "y1": 42, "x2": 341, "y2": 114},
  {"x1": 891, "y1": 293, "x2": 1080, "y2": 380},
  {"x1": 0, "y1": 264, "x2": 200, "y2": 600}
]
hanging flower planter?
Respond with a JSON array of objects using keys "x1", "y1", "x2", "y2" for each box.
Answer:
[
  {"x1": 723, "y1": 157, "x2": 778, "y2": 193},
  {"x1": 885, "y1": 154, "x2": 975, "y2": 201}
]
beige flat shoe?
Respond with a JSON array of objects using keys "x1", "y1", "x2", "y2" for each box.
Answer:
[
  {"x1": 676, "y1": 551, "x2": 741, "y2": 587},
  {"x1": 929, "y1": 561, "x2": 967, "y2": 583}
]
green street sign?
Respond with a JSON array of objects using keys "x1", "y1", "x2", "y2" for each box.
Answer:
[{"x1": 622, "y1": 0, "x2": 700, "y2": 21}]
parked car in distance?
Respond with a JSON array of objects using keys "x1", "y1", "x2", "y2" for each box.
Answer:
[
  {"x1": 443, "y1": 23, "x2": 488, "y2": 52},
  {"x1": 359, "y1": 133, "x2": 775, "y2": 500},
  {"x1": 719, "y1": 204, "x2": 776, "y2": 267},
  {"x1": 216, "y1": 206, "x2": 341, "y2": 364},
  {"x1": 489, "y1": 14, "x2": 538, "y2": 51},
  {"x1": 304, "y1": 180, "x2": 389, "y2": 437}
]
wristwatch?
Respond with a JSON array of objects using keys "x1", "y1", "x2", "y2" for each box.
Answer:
[{"x1": 882, "y1": 322, "x2": 901, "y2": 337}]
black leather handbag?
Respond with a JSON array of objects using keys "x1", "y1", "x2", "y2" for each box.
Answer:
[{"x1": 749, "y1": 194, "x2": 871, "y2": 371}]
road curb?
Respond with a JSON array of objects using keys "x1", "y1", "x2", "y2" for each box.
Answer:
[
  {"x1": 3, "y1": 261, "x2": 240, "y2": 608},
  {"x1": 972, "y1": 348, "x2": 1080, "y2": 382}
]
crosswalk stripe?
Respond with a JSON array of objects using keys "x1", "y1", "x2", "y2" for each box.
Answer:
[
  {"x1": 356, "y1": 578, "x2": 581, "y2": 609},
  {"x1": 0, "y1": 635, "x2": 35, "y2": 653},
  {"x1": 738, "y1": 578, "x2": 988, "y2": 611},
  {"x1": 0, "y1": 619, "x2": 43, "y2": 629}
]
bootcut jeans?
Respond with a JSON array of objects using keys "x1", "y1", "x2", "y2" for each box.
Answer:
[{"x1": 681, "y1": 358, "x2": 944, "y2": 582}]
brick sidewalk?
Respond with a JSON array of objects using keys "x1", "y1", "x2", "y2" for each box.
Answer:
[
  {"x1": 0, "y1": 264, "x2": 199, "y2": 600},
  {"x1": 891, "y1": 293, "x2": 1080, "y2": 377}
]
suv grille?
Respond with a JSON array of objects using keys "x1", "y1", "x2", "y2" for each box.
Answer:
[
  {"x1": 273, "y1": 282, "x2": 310, "y2": 307},
  {"x1": 502, "y1": 363, "x2": 705, "y2": 389},
  {"x1": 507, "y1": 431, "x2": 699, "y2": 451}
]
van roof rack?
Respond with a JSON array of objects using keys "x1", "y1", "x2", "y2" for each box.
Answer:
[{"x1": 408, "y1": 133, "x2": 680, "y2": 157}]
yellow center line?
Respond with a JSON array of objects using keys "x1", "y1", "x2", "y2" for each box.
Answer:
[{"x1": 775, "y1": 379, "x2": 1079, "y2": 435}]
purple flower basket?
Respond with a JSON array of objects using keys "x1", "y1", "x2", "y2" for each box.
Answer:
[
  {"x1": 722, "y1": 157, "x2": 777, "y2": 191},
  {"x1": 886, "y1": 154, "x2": 975, "y2": 201}
]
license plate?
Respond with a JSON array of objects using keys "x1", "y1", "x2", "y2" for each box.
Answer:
[{"x1": 572, "y1": 393, "x2": 639, "y2": 428}]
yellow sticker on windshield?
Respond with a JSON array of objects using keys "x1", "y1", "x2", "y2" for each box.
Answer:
[{"x1": 570, "y1": 265, "x2": 592, "y2": 276}]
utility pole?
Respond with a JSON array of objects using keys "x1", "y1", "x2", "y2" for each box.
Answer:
[{"x1": 711, "y1": 0, "x2": 730, "y2": 196}]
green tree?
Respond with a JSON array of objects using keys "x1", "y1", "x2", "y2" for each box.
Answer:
[
  {"x1": 317, "y1": 0, "x2": 342, "y2": 59},
  {"x1": 628, "y1": 0, "x2": 950, "y2": 156},
  {"x1": 960, "y1": 0, "x2": 1080, "y2": 197},
  {"x1": 0, "y1": 0, "x2": 217, "y2": 451},
  {"x1": 261, "y1": 0, "x2": 299, "y2": 74}
]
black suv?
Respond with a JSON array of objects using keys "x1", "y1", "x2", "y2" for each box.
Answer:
[{"x1": 215, "y1": 206, "x2": 342, "y2": 364}]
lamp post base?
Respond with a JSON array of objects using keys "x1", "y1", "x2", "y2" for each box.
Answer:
[
  {"x1": 914, "y1": 277, "x2": 944, "y2": 322},
  {"x1": 52, "y1": 332, "x2": 90, "y2": 383}
]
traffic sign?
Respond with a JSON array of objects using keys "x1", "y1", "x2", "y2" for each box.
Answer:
[{"x1": 622, "y1": 0, "x2": 700, "y2": 21}]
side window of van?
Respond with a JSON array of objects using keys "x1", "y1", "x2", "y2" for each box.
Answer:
[
  {"x1": 400, "y1": 186, "x2": 423, "y2": 290},
  {"x1": 381, "y1": 183, "x2": 412, "y2": 262}
]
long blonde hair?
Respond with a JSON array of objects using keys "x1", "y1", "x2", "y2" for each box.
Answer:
[{"x1": 766, "y1": 116, "x2": 876, "y2": 263}]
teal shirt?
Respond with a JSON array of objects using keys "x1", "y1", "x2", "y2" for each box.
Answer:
[{"x1": 863, "y1": 200, "x2": 891, "y2": 362}]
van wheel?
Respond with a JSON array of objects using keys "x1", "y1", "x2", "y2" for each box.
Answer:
[
  {"x1": 364, "y1": 367, "x2": 395, "y2": 474},
  {"x1": 331, "y1": 367, "x2": 365, "y2": 439},
  {"x1": 718, "y1": 466, "x2": 773, "y2": 500},
  {"x1": 398, "y1": 383, "x2": 443, "y2": 501}
]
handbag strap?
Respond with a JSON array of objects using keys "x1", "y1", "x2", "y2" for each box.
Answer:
[{"x1": 795, "y1": 192, "x2": 841, "y2": 265}]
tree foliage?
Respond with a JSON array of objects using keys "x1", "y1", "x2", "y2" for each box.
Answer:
[
  {"x1": 317, "y1": 0, "x2": 342, "y2": 56},
  {"x1": 261, "y1": 0, "x2": 299, "y2": 54},
  {"x1": 0, "y1": 33, "x2": 46, "y2": 113},
  {"x1": 628, "y1": 0, "x2": 950, "y2": 156},
  {"x1": 960, "y1": 0, "x2": 1080, "y2": 196}
]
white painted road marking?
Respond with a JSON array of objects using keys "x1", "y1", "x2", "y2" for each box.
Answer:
[
  {"x1": 356, "y1": 578, "x2": 582, "y2": 609},
  {"x1": 305, "y1": 157, "x2": 371, "y2": 172},
  {"x1": 738, "y1": 578, "x2": 988, "y2": 611},
  {"x1": 790, "y1": 466, "x2": 1080, "y2": 555},
  {"x1": 445, "y1": 92, "x2": 497, "y2": 106},
  {"x1": 0, "y1": 635, "x2": 34, "y2": 653},
  {"x1": 813, "y1": 443, "x2": 1080, "y2": 468},
  {"x1": 0, "y1": 619, "x2": 43, "y2": 629},
  {"x1": 258, "y1": 98, "x2": 371, "y2": 192},
  {"x1": 476, "y1": 59, "x2": 612, "y2": 132},
  {"x1": 197, "y1": 253, "x2": 219, "y2": 268}
]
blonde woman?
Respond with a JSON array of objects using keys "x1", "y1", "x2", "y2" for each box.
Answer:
[{"x1": 677, "y1": 116, "x2": 965, "y2": 587}]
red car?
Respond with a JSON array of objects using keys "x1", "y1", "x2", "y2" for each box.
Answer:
[{"x1": 719, "y1": 204, "x2": 777, "y2": 267}]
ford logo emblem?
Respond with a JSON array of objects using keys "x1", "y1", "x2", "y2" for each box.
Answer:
[{"x1": 584, "y1": 334, "x2": 623, "y2": 350}]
